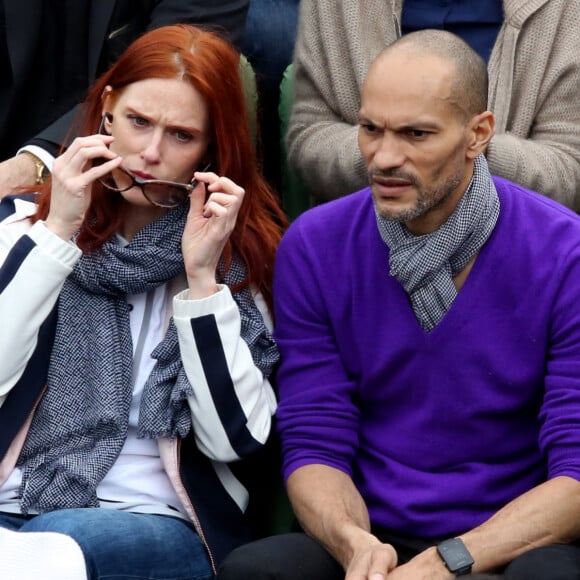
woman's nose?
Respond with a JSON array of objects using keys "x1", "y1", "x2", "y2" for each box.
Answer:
[{"x1": 140, "y1": 131, "x2": 164, "y2": 164}]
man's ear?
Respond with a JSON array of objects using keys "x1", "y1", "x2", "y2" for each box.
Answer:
[{"x1": 466, "y1": 111, "x2": 495, "y2": 160}]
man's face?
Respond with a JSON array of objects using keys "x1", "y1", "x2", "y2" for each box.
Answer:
[{"x1": 358, "y1": 52, "x2": 474, "y2": 235}]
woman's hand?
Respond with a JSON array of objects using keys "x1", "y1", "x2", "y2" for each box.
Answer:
[
  {"x1": 45, "y1": 133, "x2": 122, "y2": 240},
  {"x1": 182, "y1": 171, "x2": 245, "y2": 299}
]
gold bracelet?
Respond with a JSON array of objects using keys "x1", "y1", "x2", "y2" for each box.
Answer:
[{"x1": 19, "y1": 151, "x2": 49, "y2": 185}]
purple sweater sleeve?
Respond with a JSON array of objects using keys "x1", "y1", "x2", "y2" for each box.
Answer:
[
  {"x1": 274, "y1": 218, "x2": 361, "y2": 481},
  {"x1": 539, "y1": 237, "x2": 580, "y2": 481}
]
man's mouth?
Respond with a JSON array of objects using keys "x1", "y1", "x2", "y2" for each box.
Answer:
[{"x1": 373, "y1": 176, "x2": 413, "y2": 196}]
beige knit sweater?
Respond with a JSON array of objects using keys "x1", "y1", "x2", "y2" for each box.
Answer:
[{"x1": 287, "y1": 0, "x2": 580, "y2": 209}]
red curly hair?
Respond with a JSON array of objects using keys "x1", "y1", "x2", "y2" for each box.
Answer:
[{"x1": 32, "y1": 24, "x2": 287, "y2": 310}]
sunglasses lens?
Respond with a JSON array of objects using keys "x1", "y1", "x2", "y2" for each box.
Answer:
[
  {"x1": 99, "y1": 165, "x2": 192, "y2": 208},
  {"x1": 143, "y1": 183, "x2": 190, "y2": 208},
  {"x1": 99, "y1": 167, "x2": 133, "y2": 192},
  {"x1": 145, "y1": 183, "x2": 189, "y2": 207}
]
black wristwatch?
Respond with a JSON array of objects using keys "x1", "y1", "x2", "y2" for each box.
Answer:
[{"x1": 436, "y1": 538, "x2": 474, "y2": 576}]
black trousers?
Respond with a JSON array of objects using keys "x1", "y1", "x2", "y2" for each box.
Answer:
[{"x1": 216, "y1": 531, "x2": 580, "y2": 580}]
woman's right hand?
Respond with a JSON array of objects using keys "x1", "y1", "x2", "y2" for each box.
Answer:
[{"x1": 45, "y1": 133, "x2": 122, "y2": 241}]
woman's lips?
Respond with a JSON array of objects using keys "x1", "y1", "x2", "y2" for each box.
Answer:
[{"x1": 130, "y1": 169, "x2": 157, "y2": 180}]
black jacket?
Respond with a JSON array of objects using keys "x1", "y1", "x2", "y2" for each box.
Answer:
[{"x1": 0, "y1": 0, "x2": 249, "y2": 159}]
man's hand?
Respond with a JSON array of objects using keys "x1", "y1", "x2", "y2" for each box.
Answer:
[
  {"x1": 344, "y1": 540, "x2": 452, "y2": 580},
  {"x1": 344, "y1": 533, "x2": 397, "y2": 580},
  {"x1": 387, "y1": 547, "x2": 453, "y2": 580},
  {"x1": 0, "y1": 154, "x2": 39, "y2": 197}
]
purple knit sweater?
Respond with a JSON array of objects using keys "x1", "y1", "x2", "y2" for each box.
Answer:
[{"x1": 274, "y1": 177, "x2": 580, "y2": 538}]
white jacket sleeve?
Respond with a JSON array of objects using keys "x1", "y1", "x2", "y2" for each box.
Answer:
[
  {"x1": 172, "y1": 285, "x2": 277, "y2": 462},
  {"x1": 0, "y1": 220, "x2": 81, "y2": 406}
]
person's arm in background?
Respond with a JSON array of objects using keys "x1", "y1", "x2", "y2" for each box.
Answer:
[
  {"x1": 285, "y1": 0, "x2": 394, "y2": 201},
  {"x1": 287, "y1": 0, "x2": 580, "y2": 209},
  {"x1": 0, "y1": 0, "x2": 249, "y2": 197},
  {"x1": 485, "y1": 0, "x2": 580, "y2": 211}
]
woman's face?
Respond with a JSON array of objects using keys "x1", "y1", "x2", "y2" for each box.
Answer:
[{"x1": 102, "y1": 77, "x2": 211, "y2": 209}]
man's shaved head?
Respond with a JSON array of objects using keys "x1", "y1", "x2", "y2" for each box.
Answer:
[{"x1": 374, "y1": 29, "x2": 488, "y2": 120}]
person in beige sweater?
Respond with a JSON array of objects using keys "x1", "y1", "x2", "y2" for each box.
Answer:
[{"x1": 286, "y1": 0, "x2": 580, "y2": 210}]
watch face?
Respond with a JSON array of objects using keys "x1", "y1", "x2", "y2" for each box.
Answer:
[{"x1": 437, "y1": 538, "x2": 474, "y2": 574}]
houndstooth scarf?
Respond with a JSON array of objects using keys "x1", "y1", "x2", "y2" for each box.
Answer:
[
  {"x1": 17, "y1": 205, "x2": 279, "y2": 513},
  {"x1": 376, "y1": 154, "x2": 500, "y2": 332}
]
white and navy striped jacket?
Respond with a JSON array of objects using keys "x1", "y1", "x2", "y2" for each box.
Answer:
[{"x1": 0, "y1": 195, "x2": 278, "y2": 572}]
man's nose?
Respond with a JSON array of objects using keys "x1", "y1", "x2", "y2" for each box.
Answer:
[{"x1": 374, "y1": 134, "x2": 406, "y2": 169}]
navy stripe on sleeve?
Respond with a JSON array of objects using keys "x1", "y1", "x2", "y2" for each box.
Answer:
[
  {"x1": 0, "y1": 235, "x2": 36, "y2": 294},
  {"x1": 191, "y1": 314, "x2": 263, "y2": 457},
  {"x1": 0, "y1": 306, "x2": 57, "y2": 461},
  {"x1": 0, "y1": 194, "x2": 36, "y2": 222}
]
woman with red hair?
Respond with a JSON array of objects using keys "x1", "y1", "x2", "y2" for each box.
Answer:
[{"x1": 0, "y1": 24, "x2": 286, "y2": 580}]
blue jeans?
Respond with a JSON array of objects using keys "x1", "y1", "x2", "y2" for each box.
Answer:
[
  {"x1": 242, "y1": 0, "x2": 300, "y2": 84},
  {"x1": 0, "y1": 509, "x2": 213, "y2": 580},
  {"x1": 241, "y1": 0, "x2": 301, "y2": 193}
]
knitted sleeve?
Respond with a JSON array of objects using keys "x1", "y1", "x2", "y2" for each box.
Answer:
[
  {"x1": 273, "y1": 218, "x2": 361, "y2": 481},
  {"x1": 538, "y1": 237, "x2": 580, "y2": 482},
  {"x1": 486, "y1": 0, "x2": 580, "y2": 210},
  {"x1": 285, "y1": 0, "x2": 391, "y2": 200}
]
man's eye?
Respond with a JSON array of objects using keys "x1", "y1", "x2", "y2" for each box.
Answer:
[
  {"x1": 361, "y1": 123, "x2": 379, "y2": 134},
  {"x1": 408, "y1": 129, "x2": 429, "y2": 139}
]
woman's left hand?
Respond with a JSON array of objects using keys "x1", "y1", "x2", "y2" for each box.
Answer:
[{"x1": 182, "y1": 171, "x2": 245, "y2": 299}]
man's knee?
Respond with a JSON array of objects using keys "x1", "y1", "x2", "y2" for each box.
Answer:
[
  {"x1": 217, "y1": 537, "x2": 288, "y2": 580},
  {"x1": 505, "y1": 544, "x2": 580, "y2": 580},
  {"x1": 217, "y1": 533, "x2": 343, "y2": 580}
]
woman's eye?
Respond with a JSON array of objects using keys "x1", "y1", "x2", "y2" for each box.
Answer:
[
  {"x1": 128, "y1": 115, "x2": 149, "y2": 128},
  {"x1": 174, "y1": 130, "x2": 193, "y2": 143}
]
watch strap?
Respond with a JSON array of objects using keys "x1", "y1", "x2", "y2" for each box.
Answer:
[{"x1": 19, "y1": 151, "x2": 49, "y2": 185}]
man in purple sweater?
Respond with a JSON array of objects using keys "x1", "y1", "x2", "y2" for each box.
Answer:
[{"x1": 217, "y1": 29, "x2": 580, "y2": 580}]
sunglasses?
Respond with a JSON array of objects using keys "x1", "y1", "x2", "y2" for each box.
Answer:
[{"x1": 97, "y1": 114, "x2": 211, "y2": 208}]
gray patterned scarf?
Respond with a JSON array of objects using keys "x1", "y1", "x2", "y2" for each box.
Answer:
[
  {"x1": 376, "y1": 155, "x2": 500, "y2": 332},
  {"x1": 18, "y1": 205, "x2": 279, "y2": 513}
]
